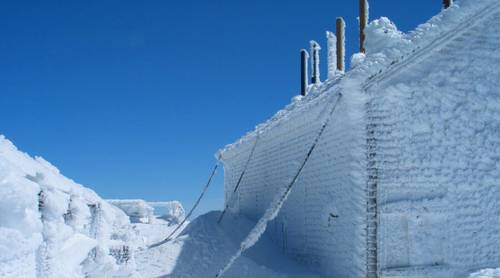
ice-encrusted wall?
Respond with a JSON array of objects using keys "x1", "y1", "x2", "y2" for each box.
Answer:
[
  {"x1": 220, "y1": 84, "x2": 368, "y2": 277},
  {"x1": 368, "y1": 6, "x2": 500, "y2": 277},
  {"x1": 220, "y1": 1, "x2": 499, "y2": 277}
]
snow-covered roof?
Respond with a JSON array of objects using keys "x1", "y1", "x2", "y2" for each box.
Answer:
[{"x1": 218, "y1": 0, "x2": 495, "y2": 159}]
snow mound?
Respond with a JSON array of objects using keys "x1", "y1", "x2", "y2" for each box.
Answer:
[
  {"x1": 365, "y1": 17, "x2": 411, "y2": 56},
  {"x1": 135, "y1": 211, "x2": 320, "y2": 278},
  {"x1": 0, "y1": 135, "x2": 139, "y2": 277}
]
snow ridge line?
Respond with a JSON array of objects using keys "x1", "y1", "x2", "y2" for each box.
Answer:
[
  {"x1": 149, "y1": 161, "x2": 220, "y2": 248},
  {"x1": 215, "y1": 92, "x2": 342, "y2": 278},
  {"x1": 219, "y1": 75, "x2": 344, "y2": 157},
  {"x1": 363, "y1": 2, "x2": 498, "y2": 92}
]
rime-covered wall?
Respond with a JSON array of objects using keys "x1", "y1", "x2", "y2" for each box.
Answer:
[
  {"x1": 220, "y1": 84, "x2": 368, "y2": 277},
  {"x1": 220, "y1": 1, "x2": 499, "y2": 277},
  {"x1": 368, "y1": 6, "x2": 500, "y2": 277}
]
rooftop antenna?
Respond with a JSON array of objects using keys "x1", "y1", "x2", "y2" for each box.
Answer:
[
  {"x1": 310, "y1": 41, "x2": 321, "y2": 84},
  {"x1": 300, "y1": 49, "x2": 309, "y2": 96},
  {"x1": 443, "y1": 0, "x2": 453, "y2": 9},
  {"x1": 359, "y1": 0, "x2": 368, "y2": 53},
  {"x1": 336, "y1": 17, "x2": 346, "y2": 72}
]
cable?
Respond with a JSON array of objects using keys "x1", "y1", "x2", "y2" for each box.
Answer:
[
  {"x1": 215, "y1": 93, "x2": 342, "y2": 277},
  {"x1": 149, "y1": 160, "x2": 221, "y2": 248},
  {"x1": 217, "y1": 136, "x2": 260, "y2": 224}
]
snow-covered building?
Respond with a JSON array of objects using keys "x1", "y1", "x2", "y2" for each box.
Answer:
[{"x1": 219, "y1": 1, "x2": 500, "y2": 277}]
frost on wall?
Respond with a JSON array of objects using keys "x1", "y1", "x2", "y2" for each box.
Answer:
[
  {"x1": 220, "y1": 78, "x2": 368, "y2": 277},
  {"x1": 366, "y1": 5, "x2": 500, "y2": 277},
  {"x1": 220, "y1": 0, "x2": 500, "y2": 277}
]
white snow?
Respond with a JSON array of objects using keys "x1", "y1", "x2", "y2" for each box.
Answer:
[
  {"x1": 365, "y1": 17, "x2": 410, "y2": 56},
  {"x1": 469, "y1": 268, "x2": 500, "y2": 278},
  {"x1": 0, "y1": 135, "x2": 138, "y2": 277},
  {"x1": 136, "y1": 211, "x2": 320, "y2": 278},
  {"x1": 350, "y1": 52, "x2": 365, "y2": 68},
  {"x1": 0, "y1": 135, "x2": 322, "y2": 277}
]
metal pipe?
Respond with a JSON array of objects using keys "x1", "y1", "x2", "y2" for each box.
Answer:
[
  {"x1": 336, "y1": 17, "x2": 345, "y2": 72},
  {"x1": 359, "y1": 0, "x2": 368, "y2": 53},
  {"x1": 300, "y1": 49, "x2": 309, "y2": 96}
]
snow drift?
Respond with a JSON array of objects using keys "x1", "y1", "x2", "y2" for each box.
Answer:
[{"x1": 0, "y1": 135, "x2": 138, "y2": 277}]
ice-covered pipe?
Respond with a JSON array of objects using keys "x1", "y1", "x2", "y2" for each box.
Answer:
[
  {"x1": 310, "y1": 41, "x2": 321, "y2": 84},
  {"x1": 336, "y1": 17, "x2": 346, "y2": 72},
  {"x1": 326, "y1": 31, "x2": 336, "y2": 79},
  {"x1": 300, "y1": 49, "x2": 309, "y2": 96}
]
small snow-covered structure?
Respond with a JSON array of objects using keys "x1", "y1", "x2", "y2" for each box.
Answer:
[
  {"x1": 219, "y1": 1, "x2": 500, "y2": 277},
  {"x1": 108, "y1": 199, "x2": 155, "y2": 224},
  {"x1": 149, "y1": 201, "x2": 186, "y2": 225}
]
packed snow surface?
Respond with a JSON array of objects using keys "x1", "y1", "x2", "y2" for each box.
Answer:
[{"x1": 136, "y1": 211, "x2": 321, "y2": 278}]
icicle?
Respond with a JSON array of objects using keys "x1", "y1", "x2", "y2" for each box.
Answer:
[{"x1": 326, "y1": 31, "x2": 337, "y2": 79}]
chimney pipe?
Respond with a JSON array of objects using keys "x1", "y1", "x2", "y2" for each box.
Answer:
[
  {"x1": 300, "y1": 49, "x2": 309, "y2": 96},
  {"x1": 359, "y1": 0, "x2": 368, "y2": 53},
  {"x1": 336, "y1": 17, "x2": 345, "y2": 72},
  {"x1": 310, "y1": 41, "x2": 321, "y2": 84},
  {"x1": 443, "y1": 0, "x2": 453, "y2": 9}
]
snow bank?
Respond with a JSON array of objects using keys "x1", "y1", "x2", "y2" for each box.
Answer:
[
  {"x1": 365, "y1": 17, "x2": 410, "y2": 57},
  {"x1": 0, "y1": 135, "x2": 139, "y2": 277},
  {"x1": 135, "y1": 211, "x2": 320, "y2": 278}
]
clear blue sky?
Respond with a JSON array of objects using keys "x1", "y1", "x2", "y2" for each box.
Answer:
[{"x1": 0, "y1": 0, "x2": 440, "y2": 214}]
